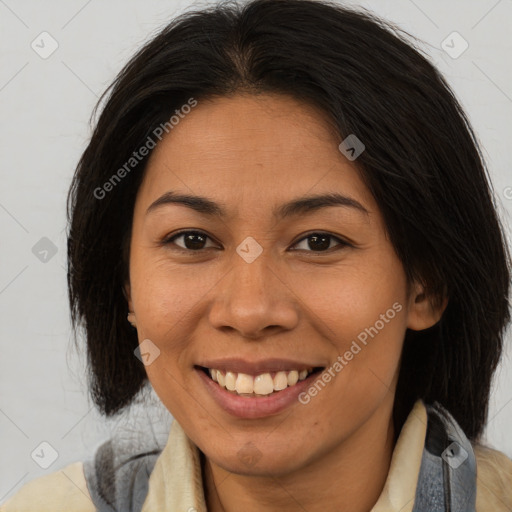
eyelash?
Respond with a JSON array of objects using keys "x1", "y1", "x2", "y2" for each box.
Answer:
[{"x1": 162, "y1": 230, "x2": 351, "y2": 254}]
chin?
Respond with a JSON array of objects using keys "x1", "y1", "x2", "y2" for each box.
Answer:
[{"x1": 208, "y1": 443, "x2": 311, "y2": 477}]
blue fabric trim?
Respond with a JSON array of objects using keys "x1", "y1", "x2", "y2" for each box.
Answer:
[{"x1": 412, "y1": 402, "x2": 476, "y2": 512}]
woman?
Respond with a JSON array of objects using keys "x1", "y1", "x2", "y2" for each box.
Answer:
[{"x1": 3, "y1": 0, "x2": 511, "y2": 510}]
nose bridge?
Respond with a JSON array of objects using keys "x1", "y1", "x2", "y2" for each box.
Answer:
[
  {"x1": 209, "y1": 244, "x2": 298, "y2": 336},
  {"x1": 228, "y1": 246, "x2": 277, "y2": 309}
]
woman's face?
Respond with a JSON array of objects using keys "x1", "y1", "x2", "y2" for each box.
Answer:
[{"x1": 125, "y1": 93, "x2": 440, "y2": 476}]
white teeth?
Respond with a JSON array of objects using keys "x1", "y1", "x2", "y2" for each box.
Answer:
[
  {"x1": 207, "y1": 367, "x2": 314, "y2": 396},
  {"x1": 253, "y1": 373, "x2": 274, "y2": 395},
  {"x1": 287, "y1": 370, "x2": 299, "y2": 386},
  {"x1": 225, "y1": 371, "x2": 236, "y2": 391},
  {"x1": 235, "y1": 373, "x2": 254, "y2": 394},
  {"x1": 273, "y1": 371, "x2": 288, "y2": 390}
]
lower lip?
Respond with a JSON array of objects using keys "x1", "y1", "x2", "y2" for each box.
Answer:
[{"x1": 195, "y1": 367, "x2": 319, "y2": 419}]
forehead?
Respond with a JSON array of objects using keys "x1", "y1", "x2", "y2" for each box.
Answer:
[{"x1": 137, "y1": 93, "x2": 376, "y2": 218}]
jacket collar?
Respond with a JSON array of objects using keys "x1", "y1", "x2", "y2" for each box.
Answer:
[{"x1": 141, "y1": 400, "x2": 429, "y2": 512}]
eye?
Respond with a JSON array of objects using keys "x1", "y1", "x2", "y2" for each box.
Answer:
[
  {"x1": 290, "y1": 232, "x2": 350, "y2": 253},
  {"x1": 163, "y1": 230, "x2": 218, "y2": 251},
  {"x1": 162, "y1": 230, "x2": 351, "y2": 254}
]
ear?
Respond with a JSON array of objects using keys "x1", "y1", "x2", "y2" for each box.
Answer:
[{"x1": 406, "y1": 281, "x2": 448, "y2": 331}]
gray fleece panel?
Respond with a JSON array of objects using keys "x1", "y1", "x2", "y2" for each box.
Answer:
[{"x1": 83, "y1": 437, "x2": 162, "y2": 512}]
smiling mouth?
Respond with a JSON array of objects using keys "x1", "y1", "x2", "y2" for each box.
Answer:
[{"x1": 197, "y1": 366, "x2": 324, "y2": 397}]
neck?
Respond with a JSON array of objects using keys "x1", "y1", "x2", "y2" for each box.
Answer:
[{"x1": 203, "y1": 401, "x2": 396, "y2": 512}]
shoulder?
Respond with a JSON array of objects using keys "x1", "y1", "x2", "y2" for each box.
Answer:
[
  {"x1": 473, "y1": 443, "x2": 512, "y2": 511},
  {"x1": 1, "y1": 435, "x2": 163, "y2": 512},
  {"x1": 0, "y1": 461, "x2": 96, "y2": 512}
]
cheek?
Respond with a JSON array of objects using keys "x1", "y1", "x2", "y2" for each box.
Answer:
[
  {"x1": 128, "y1": 261, "x2": 205, "y2": 397},
  {"x1": 130, "y1": 254, "x2": 215, "y2": 335},
  {"x1": 301, "y1": 257, "x2": 407, "y2": 338},
  {"x1": 300, "y1": 255, "x2": 408, "y2": 392}
]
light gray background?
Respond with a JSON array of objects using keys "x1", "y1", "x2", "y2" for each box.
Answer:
[{"x1": 1, "y1": 0, "x2": 511, "y2": 504}]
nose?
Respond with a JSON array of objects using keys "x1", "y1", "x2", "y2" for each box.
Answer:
[{"x1": 208, "y1": 248, "x2": 299, "y2": 340}]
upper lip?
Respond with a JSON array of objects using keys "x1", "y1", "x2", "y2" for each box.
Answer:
[{"x1": 196, "y1": 358, "x2": 325, "y2": 375}]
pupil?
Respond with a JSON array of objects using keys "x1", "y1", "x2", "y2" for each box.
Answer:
[
  {"x1": 185, "y1": 233, "x2": 205, "y2": 250},
  {"x1": 309, "y1": 234, "x2": 330, "y2": 251}
]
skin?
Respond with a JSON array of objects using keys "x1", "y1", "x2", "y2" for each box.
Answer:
[{"x1": 124, "y1": 93, "x2": 446, "y2": 512}]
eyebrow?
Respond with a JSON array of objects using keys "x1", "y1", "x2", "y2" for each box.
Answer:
[{"x1": 146, "y1": 191, "x2": 369, "y2": 218}]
